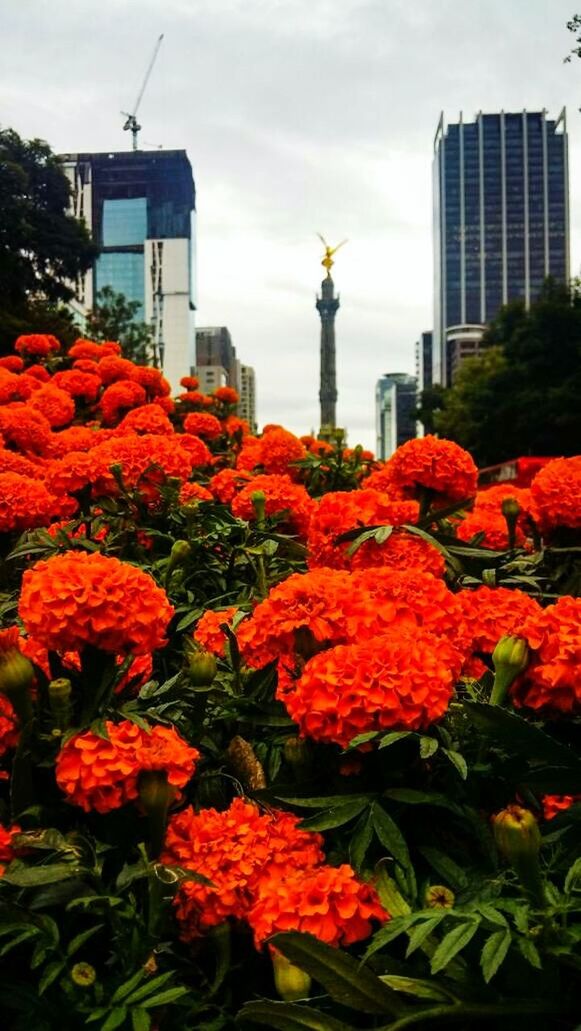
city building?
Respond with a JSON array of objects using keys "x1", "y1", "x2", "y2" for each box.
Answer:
[
  {"x1": 375, "y1": 373, "x2": 417, "y2": 460},
  {"x1": 239, "y1": 364, "x2": 257, "y2": 432},
  {"x1": 414, "y1": 331, "x2": 433, "y2": 438},
  {"x1": 195, "y1": 326, "x2": 241, "y2": 395},
  {"x1": 194, "y1": 365, "x2": 228, "y2": 393},
  {"x1": 60, "y1": 149, "x2": 196, "y2": 389},
  {"x1": 433, "y1": 109, "x2": 569, "y2": 385}
]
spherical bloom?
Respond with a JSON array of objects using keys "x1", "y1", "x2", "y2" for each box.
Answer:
[
  {"x1": 457, "y1": 585, "x2": 542, "y2": 657},
  {"x1": 542, "y1": 795, "x2": 581, "y2": 821},
  {"x1": 72, "y1": 358, "x2": 100, "y2": 375},
  {"x1": 193, "y1": 607, "x2": 239, "y2": 656},
  {"x1": 19, "y1": 551, "x2": 174, "y2": 655},
  {"x1": 456, "y1": 509, "x2": 527, "y2": 550},
  {"x1": 42, "y1": 451, "x2": 95, "y2": 497},
  {"x1": 231, "y1": 474, "x2": 315, "y2": 538},
  {"x1": 0, "y1": 472, "x2": 58, "y2": 533},
  {"x1": 0, "y1": 822, "x2": 22, "y2": 875},
  {"x1": 15, "y1": 334, "x2": 60, "y2": 357},
  {"x1": 163, "y1": 798, "x2": 324, "y2": 938},
  {"x1": 0, "y1": 405, "x2": 51, "y2": 454},
  {"x1": 0, "y1": 369, "x2": 26, "y2": 405},
  {"x1": 213, "y1": 386, "x2": 239, "y2": 405},
  {"x1": 0, "y1": 695, "x2": 19, "y2": 758},
  {"x1": 153, "y1": 395, "x2": 175, "y2": 415},
  {"x1": 90, "y1": 434, "x2": 196, "y2": 498},
  {"x1": 132, "y1": 366, "x2": 171, "y2": 397},
  {"x1": 222, "y1": 415, "x2": 250, "y2": 438},
  {"x1": 474, "y1": 484, "x2": 536, "y2": 519},
  {"x1": 208, "y1": 468, "x2": 252, "y2": 503},
  {"x1": 283, "y1": 630, "x2": 460, "y2": 747},
  {"x1": 180, "y1": 390, "x2": 210, "y2": 407},
  {"x1": 69, "y1": 339, "x2": 121, "y2": 361},
  {"x1": 178, "y1": 481, "x2": 213, "y2": 505},
  {"x1": 184, "y1": 412, "x2": 223, "y2": 440},
  {"x1": 175, "y1": 433, "x2": 212, "y2": 467},
  {"x1": 99, "y1": 381, "x2": 147, "y2": 424},
  {"x1": 180, "y1": 375, "x2": 199, "y2": 390},
  {"x1": 530, "y1": 456, "x2": 581, "y2": 533},
  {"x1": 29, "y1": 384, "x2": 76, "y2": 428},
  {"x1": 0, "y1": 449, "x2": 42, "y2": 479},
  {"x1": 0, "y1": 356, "x2": 24, "y2": 373},
  {"x1": 97, "y1": 355, "x2": 139, "y2": 384},
  {"x1": 375, "y1": 435, "x2": 478, "y2": 502},
  {"x1": 513, "y1": 596, "x2": 581, "y2": 713},
  {"x1": 55, "y1": 720, "x2": 199, "y2": 813},
  {"x1": 116, "y1": 404, "x2": 174, "y2": 436},
  {"x1": 258, "y1": 429, "x2": 307, "y2": 476},
  {"x1": 249, "y1": 864, "x2": 387, "y2": 949},
  {"x1": 52, "y1": 369, "x2": 102, "y2": 403},
  {"x1": 307, "y1": 489, "x2": 420, "y2": 570}
]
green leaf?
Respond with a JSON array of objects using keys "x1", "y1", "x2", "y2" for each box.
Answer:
[
  {"x1": 270, "y1": 932, "x2": 404, "y2": 1016},
  {"x1": 131, "y1": 1011, "x2": 151, "y2": 1031},
  {"x1": 442, "y1": 748, "x2": 468, "y2": 780},
  {"x1": 139, "y1": 987, "x2": 189, "y2": 1008},
  {"x1": 66, "y1": 923, "x2": 104, "y2": 957},
  {"x1": 349, "y1": 810, "x2": 374, "y2": 872},
  {"x1": 100, "y1": 1008, "x2": 128, "y2": 1031},
  {"x1": 345, "y1": 731, "x2": 380, "y2": 750},
  {"x1": 383, "y1": 788, "x2": 463, "y2": 814},
  {"x1": 378, "y1": 732, "x2": 413, "y2": 750},
  {"x1": 2, "y1": 863, "x2": 85, "y2": 887},
  {"x1": 123, "y1": 972, "x2": 177, "y2": 1005},
  {"x1": 418, "y1": 848, "x2": 469, "y2": 891},
  {"x1": 419, "y1": 736, "x2": 439, "y2": 759},
  {"x1": 236, "y1": 1000, "x2": 353, "y2": 1030},
  {"x1": 480, "y1": 929, "x2": 511, "y2": 983},
  {"x1": 374, "y1": 525, "x2": 394, "y2": 545},
  {"x1": 405, "y1": 915, "x2": 447, "y2": 957},
  {"x1": 379, "y1": 975, "x2": 451, "y2": 1002},
  {"x1": 298, "y1": 799, "x2": 370, "y2": 832},
  {"x1": 275, "y1": 794, "x2": 373, "y2": 809},
  {"x1": 517, "y1": 937, "x2": 542, "y2": 969},
  {"x1": 362, "y1": 916, "x2": 418, "y2": 960},
  {"x1": 111, "y1": 969, "x2": 147, "y2": 1003},
  {"x1": 463, "y1": 702, "x2": 581, "y2": 768},
  {"x1": 371, "y1": 804, "x2": 416, "y2": 900},
  {"x1": 38, "y1": 959, "x2": 65, "y2": 995},
  {"x1": 430, "y1": 920, "x2": 480, "y2": 974},
  {"x1": 565, "y1": 857, "x2": 581, "y2": 895}
]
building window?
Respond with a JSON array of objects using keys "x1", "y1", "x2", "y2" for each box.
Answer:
[
  {"x1": 95, "y1": 252, "x2": 145, "y2": 311},
  {"x1": 102, "y1": 197, "x2": 147, "y2": 247}
]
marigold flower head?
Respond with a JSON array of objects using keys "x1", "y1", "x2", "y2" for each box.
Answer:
[
  {"x1": 69, "y1": 339, "x2": 121, "y2": 361},
  {"x1": 99, "y1": 381, "x2": 147, "y2": 424},
  {"x1": 132, "y1": 366, "x2": 170, "y2": 397},
  {"x1": 0, "y1": 448, "x2": 42, "y2": 479},
  {"x1": 25, "y1": 363, "x2": 52, "y2": 382},
  {"x1": 116, "y1": 404, "x2": 175, "y2": 436},
  {"x1": 42, "y1": 451, "x2": 95, "y2": 498},
  {"x1": 0, "y1": 822, "x2": 22, "y2": 874},
  {"x1": 175, "y1": 433, "x2": 212, "y2": 467},
  {"x1": 55, "y1": 720, "x2": 199, "y2": 813},
  {"x1": 0, "y1": 695, "x2": 19, "y2": 757},
  {"x1": 153, "y1": 395, "x2": 175, "y2": 415},
  {"x1": 47, "y1": 425, "x2": 105, "y2": 457},
  {"x1": 179, "y1": 390, "x2": 210, "y2": 407},
  {"x1": 307, "y1": 489, "x2": 420, "y2": 570},
  {"x1": 178, "y1": 481, "x2": 213, "y2": 505},
  {"x1": 52, "y1": 369, "x2": 102, "y2": 403},
  {"x1": 457, "y1": 585, "x2": 542, "y2": 658},
  {"x1": 163, "y1": 798, "x2": 324, "y2": 938},
  {"x1": 542, "y1": 794, "x2": 581, "y2": 821},
  {"x1": 231, "y1": 474, "x2": 315, "y2": 538},
  {"x1": 19, "y1": 551, "x2": 174, "y2": 655},
  {"x1": 180, "y1": 375, "x2": 199, "y2": 390},
  {"x1": 208, "y1": 468, "x2": 252, "y2": 503},
  {"x1": 0, "y1": 405, "x2": 51, "y2": 455},
  {"x1": 193, "y1": 607, "x2": 239, "y2": 656},
  {"x1": 249, "y1": 864, "x2": 388, "y2": 949},
  {"x1": 72, "y1": 358, "x2": 100, "y2": 375},
  {"x1": 0, "y1": 472, "x2": 58, "y2": 533},
  {"x1": 512, "y1": 596, "x2": 581, "y2": 713},
  {"x1": 258, "y1": 428, "x2": 307, "y2": 476},
  {"x1": 90, "y1": 434, "x2": 196, "y2": 499},
  {"x1": 184, "y1": 412, "x2": 223, "y2": 440},
  {"x1": 15, "y1": 334, "x2": 61, "y2": 357},
  {"x1": 283, "y1": 630, "x2": 460, "y2": 747},
  {"x1": 222, "y1": 415, "x2": 250, "y2": 438},
  {"x1": 0, "y1": 356, "x2": 24, "y2": 373},
  {"x1": 474, "y1": 485, "x2": 536, "y2": 518},
  {"x1": 97, "y1": 355, "x2": 139, "y2": 384},
  {"x1": 456, "y1": 509, "x2": 527, "y2": 550},
  {"x1": 213, "y1": 386, "x2": 239, "y2": 405},
  {"x1": 29, "y1": 384, "x2": 76, "y2": 428},
  {"x1": 377, "y1": 435, "x2": 478, "y2": 502},
  {"x1": 530, "y1": 456, "x2": 581, "y2": 533},
  {"x1": 0, "y1": 369, "x2": 26, "y2": 405}
]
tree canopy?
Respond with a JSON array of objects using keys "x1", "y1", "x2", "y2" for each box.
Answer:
[
  {"x1": 85, "y1": 286, "x2": 157, "y2": 366},
  {"x1": 421, "y1": 280, "x2": 581, "y2": 465}
]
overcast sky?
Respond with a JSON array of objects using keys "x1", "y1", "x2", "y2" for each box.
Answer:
[{"x1": 1, "y1": 0, "x2": 580, "y2": 449}]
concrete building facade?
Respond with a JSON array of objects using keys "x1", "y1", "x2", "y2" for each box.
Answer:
[{"x1": 376, "y1": 373, "x2": 417, "y2": 460}]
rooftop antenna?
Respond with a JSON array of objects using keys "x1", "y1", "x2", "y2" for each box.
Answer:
[{"x1": 121, "y1": 33, "x2": 164, "y2": 151}]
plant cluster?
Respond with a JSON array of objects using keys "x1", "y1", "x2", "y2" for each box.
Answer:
[{"x1": 0, "y1": 332, "x2": 580, "y2": 1030}]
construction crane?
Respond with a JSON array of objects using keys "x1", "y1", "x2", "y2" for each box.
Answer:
[{"x1": 122, "y1": 34, "x2": 164, "y2": 151}]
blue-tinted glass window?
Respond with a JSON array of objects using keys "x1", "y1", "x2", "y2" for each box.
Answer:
[
  {"x1": 95, "y1": 252, "x2": 145, "y2": 311},
  {"x1": 102, "y1": 197, "x2": 147, "y2": 246}
]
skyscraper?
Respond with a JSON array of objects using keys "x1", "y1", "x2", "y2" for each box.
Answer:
[
  {"x1": 195, "y1": 326, "x2": 240, "y2": 394},
  {"x1": 375, "y1": 373, "x2": 417, "y2": 460},
  {"x1": 433, "y1": 110, "x2": 569, "y2": 385},
  {"x1": 61, "y1": 149, "x2": 196, "y2": 389}
]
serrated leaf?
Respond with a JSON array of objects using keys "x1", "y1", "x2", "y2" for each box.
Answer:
[
  {"x1": 111, "y1": 969, "x2": 147, "y2": 1003},
  {"x1": 371, "y1": 804, "x2": 416, "y2": 899},
  {"x1": 480, "y1": 929, "x2": 511, "y2": 983},
  {"x1": 270, "y1": 932, "x2": 404, "y2": 1016},
  {"x1": 236, "y1": 1000, "x2": 353, "y2": 1030},
  {"x1": 378, "y1": 732, "x2": 413, "y2": 750},
  {"x1": 131, "y1": 1010, "x2": 151, "y2": 1031},
  {"x1": 362, "y1": 916, "x2": 418, "y2": 961},
  {"x1": 139, "y1": 987, "x2": 189, "y2": 1008},
  {"x1": 123, "y1": 971, "x2": 176, "y2": 1005},
  {"x1": 383, "y1": 788, "x2": 463, "y2": 813},
  {"x1": 379, "y1": 975, "x2": 451, "y2": 1001},
  {"x1": 275, "y1": 794, "x2": 373, "y2": 809},
  {"x1": 442, "y1": 748, "x2": 468, "y2": 780},
  {"x1": 418, "y1": 848, "x2": 469, "y2": 891},
  {"x1": 419, "y1": 736, "x2": 439, "y2": 759},
  {"x1": 517, "y1": 937, "x2": 542, "y2": 969},
  {"x1": 66, "y1": 923, "x2": 104, "y2": 957},
  {"x1": 374, "y1": 525, "x2": 393, "y2": 545},
  {"x1": 38, "y1": 959, "x2": 65, "y2": 995},
  {"x1": 405, "y1": 915, "x2": 447, "y2": 957},
  {"x1": 463, "y1": 702, "x2": 581, "y2": 768},
  {"x1": 565, "y1": 857, "x2": 581, "y2": 895},
  {"x1": 345, "y1": 731, "x2": 380, "y2": 750},
  {"x1": 349, "y1": 810, "x2": 374, "y2": 872},
  {"x1": 298, "y1": 799, "x2": 370, "y2": 831},
  {"x1": 2, "y1": 863, "x2": 85, "y2": 887},
  {"x1": 430, "y1": 920, "x2": 480, "y2": 974},
  {"x1": 100, "y1": 1008, "x2": 128, "y2": 1031}
]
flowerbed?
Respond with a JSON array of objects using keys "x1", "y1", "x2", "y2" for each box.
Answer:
[{"x1": 0, "y1": 334, "x2": 580, "y2": 1030}]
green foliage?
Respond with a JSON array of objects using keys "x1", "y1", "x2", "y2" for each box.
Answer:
[{"x1": 85, "y1": 287, "x2": 157, "y2": 366}]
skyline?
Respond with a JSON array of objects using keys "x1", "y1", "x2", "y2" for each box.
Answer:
[{"x1": 1, "y1": 1, "x2": 581, "y2": 449}]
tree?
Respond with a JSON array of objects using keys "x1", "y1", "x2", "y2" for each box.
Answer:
[
  {"x1": 85, "y1": 286, "x2": 157, "y2": 365},
  {"x1": 0, "y1": 127, "x2": 96, "y2": 351},
  {"x1": 423, "y1": 281, "x2": 581, "y2": 466}
]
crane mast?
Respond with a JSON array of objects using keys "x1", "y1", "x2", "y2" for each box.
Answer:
[{"x1": 122, "y1": 34, "x2": 164, "y2": 150}]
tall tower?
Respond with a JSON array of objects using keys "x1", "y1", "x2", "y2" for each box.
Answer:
[{"x1": 316, "y1": 236, "x2": 345, "y2": 437}]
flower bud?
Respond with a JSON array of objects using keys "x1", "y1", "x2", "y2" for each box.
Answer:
[
  {"x1": 0, "y1": 648, "x2": 34, "y2": 724},
  {"x1": 138, "y1": 770, "x2": 177, "y2": 859},
  {"x1": 186, "y1": 645, "x2": 217, "y2": 686},
  {"x1": 425, "y1": 885, "x2": 455, "y2": 909},
  {"x1": 493, "y1": 805, "x2": 545, "y2": 906},
  {"x1": 70, "y1": 962, "x2": 96, "y2": 987},
  {"x1": 168, "y1": 539, "x2": 191, "y2": 573},
  {"x1": 501, "y1": 497, "x2": 520, "y2": 521},
  {"x1": 284, "y1": 736, "x2": 310, "y2": 767},
  {"x1": 490, "y1": 635, "x2": 529, "y2": 705},
  {"x1": 251, "y1": 490, "x2": 266, "y2": 525},
  {"x1": 271, "y1": 950, "x2": 312, "y2": 1001},
  {"x1": 49, "y1": 677, "x2": 72, "y2": 731}
]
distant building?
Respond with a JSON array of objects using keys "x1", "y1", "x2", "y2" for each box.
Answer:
[
  {"x1": 194, "y1": 365, "x2": 228, "y2": 393},
  {"x1": 376, "y1": 373, "x2": 417, "y2": 460},
  {"x1": 414, "y1": 331, "x2": 433, "y2": 438},
  {"x1": 239, "y1": 364, "x2": 257, "y2": 432},
  {"x1": 195, "y1": 326, "x2": 241, "y2": 394},
  {"x1": 433, "y1": 109, "x2": 569, "y2": 385},
  {"x1": 60, "y1": 149, "x2": 196, "y2": 389}
]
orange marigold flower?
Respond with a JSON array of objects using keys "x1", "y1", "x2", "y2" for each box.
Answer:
[
  {"x1": 29, "y1": 385, "x2": 76, "y2": 428},
  {"x1": 249, "y1": 864, "x2": 388, "y2": 949},
  {"x1": 307, "y1": 489, "x2": 419, "y2": 570},
  {"x1": 55, "y1": 720, "x2": 199, "y2": 813},
  {"x1": 69, "y1": 339, "x2": 121, "y2": 360},
  {"x1": 42, "y1": 451, "x2": 95, "y2": 497},
  {"x1": 283, "y1": 630, "x2": 460, "y2": 747},
  {"x1": 513, "y1": 596, "x2": 581, "y2": 713},
  {"x1": 208, "y1": 468, "x2": 252, "y2": 503},
  {"x1": 0, "y1": 695, "x2": 19, "y2": 757},
  {"x1": 131, "y1": 366, "x2": 171, "y2": 397},
  {"x1": 542, "y1": 794, "x2": 581, "y2": 821},
  {"x1": 99, "y1": 381, "x2": 147, "y2": 424},
  {"x1": 180, "y1": 375, "x2": 199, "y2": 390},
  {"x1": 0, "y1": 449, "x2": 42, "y2": 478},
  {"x1": 222, "y1": 415, "x2": 250, "y2": 437},
  {"x1": 19, "y1": 551, "x2": 174, "y2": 655},
  {"x1": 0, "y1": 822, "x2": 22, "y2": 875},
  {"x1": 15, "y1": 334, "x2": 61, "y2": 357},
  {"x1": 456, "y1": 509, "x2": 527, "y2": 550},
  {"x1": 47, "y1": 425, "x2": 105, "y2": 457},
  {"x1": 257, "y1": 428, "x2": 307, "y2": 476},
  {"x1": 231, "y1": 473, "x2": 315, "y2": 538},
  {"x1": 213, "y1": 386, "x2": 239, "y2": 405},
  {"x1": 0, "y1": 405, "x2": 51, "y2": 455},
  {"x1": 97, "y1": 355, "x2": 139, "y2": 384},
  {"x1": 72, "y1": 358, "x2": 100, "y2": 375},
  {"x1": 193, "y1": 607, "x2": 239, "y2": 656},
  {"x1": 24, "y1": 363, "x2": 52, "y2": 381},
  {"x1": 0, "y1": 472, "x2": 58, "y2": 533},
  {"x1": 52, "y1": 370, "x2": 102, "y2": 403},
  {"x1": 163, "y1": 798, "x2": 324, "y2": 938},
  {"x1": 530, "y1": 456, "x2": 581, "y2": 533},
  {"x1": 90, "y1": 434, "x2": 196, "y2": 498},
  {"x1": 178, "y1": 481, "x2": 213, "y2": 505},
  {"x1": 457, "y1": 585, "x2": 542, "y2": 658},
  {"x1": 474, "y1": 484, "x2": 537, "y2": 518},
  {"x1": 116, "y1": 404, "x2": 174, "y2": 436},
  {"x1": 153, "y1": 395, "x2": 175, "y2": 415},
  {"x1": 0, "y1": 356, "x2": 24, "y2": 373},
  {"x1": 176, "y1": 433, "x2": 212, "y2": 467},
  {"x1": 375, "y1": 435, "x2": 478, "y2": 502},
  {"x1": 184, "y1": 412, "x2": 223, "y2": 440}
]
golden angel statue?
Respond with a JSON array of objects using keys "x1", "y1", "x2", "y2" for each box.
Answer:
[{"x1": 318, "y1": 233, "x2": 348, "y2": 276}]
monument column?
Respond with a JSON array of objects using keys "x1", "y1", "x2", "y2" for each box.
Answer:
[{"x1": 315, "y1": 236, "x2": 345, "y2": 438}]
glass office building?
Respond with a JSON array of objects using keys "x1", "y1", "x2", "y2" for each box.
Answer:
[
  {"x1": 375, "y1": 373, "x2": 417, "y2": 459},
  {"x1": 433, "y1": 110, "x2": 569, "y2": 385},
  {"x1": 61, "y1": 150, "x2": 196, "y2": 388}
]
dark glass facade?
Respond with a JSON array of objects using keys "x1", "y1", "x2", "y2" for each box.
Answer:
[{"x1": 433, "y1": 110, "x2": 569, "y2": 385}]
